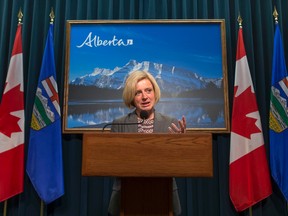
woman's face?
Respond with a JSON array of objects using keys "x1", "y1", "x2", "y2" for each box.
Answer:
[{"x1": 133, "y1": 78, "x2": 156, "y2": 114}]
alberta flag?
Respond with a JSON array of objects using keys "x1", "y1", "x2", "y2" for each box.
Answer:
[
  {"x1": 229, "y1": 25, "x2": 272, "y2": 211},
  {"x1": 26, "y1": 24, "x2": 64, "y2": 204},
  {"x1": 0, "y1": 24, "x2": 24, "y2": 202},
  {"x1": 269, "y1": 22, "x2": 288, "y2": 200}
]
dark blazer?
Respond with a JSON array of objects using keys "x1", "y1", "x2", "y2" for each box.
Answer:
[{"x1": 108, "y1": 110, "x2": 182, "y2": 216}]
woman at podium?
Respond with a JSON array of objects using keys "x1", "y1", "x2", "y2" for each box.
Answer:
[{"x1": 108, "y1": 70, "x2": 186, "y2": 216}]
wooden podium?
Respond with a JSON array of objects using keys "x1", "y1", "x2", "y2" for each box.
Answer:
[{"x1": 82, "y1": 133, "x2": 213, "y2": 216}]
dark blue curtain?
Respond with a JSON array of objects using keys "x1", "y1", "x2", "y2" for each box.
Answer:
[{"x1": 0, "y1": 0, "x2": 288, "y2": 215}]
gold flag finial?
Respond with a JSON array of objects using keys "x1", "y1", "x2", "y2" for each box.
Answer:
[
  {"x1": 49, "y1": 7, "x2": 55, "y2": 24},
  {"x1": 237, "y1": 14, "x2": 243, "y2": 28},
  {"x1": 18, "y1": 8, "x2": 23, "y2": 24},
  {"x1": 273, "y1": 6, "x2": 278, "y2": 23}
]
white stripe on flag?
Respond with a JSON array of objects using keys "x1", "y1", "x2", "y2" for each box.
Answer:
[
  {"x1": 53, "y1": 100, "x2": 60, "y2": 116},
  {"x1": 279, "y1": 78, "x2": 288, "y2": 97}
]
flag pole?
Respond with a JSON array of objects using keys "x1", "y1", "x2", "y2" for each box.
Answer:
[
  {"x1": 2, "y1": 9, "x2": 24, "y2": 216},
  {"x1": 237, "y1": 15, "x2": 252, "y2": 216},
  {"x1": 249, "y1": 207, "x2": 253, "y2": 216},
  {"x1": 40, "y1": 200, "x2": 44, "y2": 216},
  {"x1": 272, "y1": 8, "x2": 286, "y2": 216},
  {"x1": 38, "y1": 10, "x2": 55, "y2": 216},
  {"x1": 237, "y1": 15, "x2": 253, "y2": 216},
  {"x1": 3, "y1": 200, "x2": 7, "y2": 216},
  {"x1": 237, "y1": 15, "x2": 254, "y2": 216},
  {"x1": 272, "y1": 7, "x2": 288, "y2": 214}
]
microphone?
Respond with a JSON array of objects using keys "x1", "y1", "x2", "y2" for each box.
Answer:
[
  {"x1": 139, "y1": 110, "x2": 149, "y2": 119},
  {"x1": 102, "y1": 110, "x2": 149, "y2": 131}
]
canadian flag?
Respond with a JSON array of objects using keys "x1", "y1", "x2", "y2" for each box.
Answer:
[
  {"x1": 0, "y1": 25, "x2": 25, "y2": 202},
  {"x1": 229, "y1": 26, "x2": 272, "y2": 211}
]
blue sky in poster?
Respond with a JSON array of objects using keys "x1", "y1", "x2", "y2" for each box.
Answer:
[{"x1": 69, "y1": 23, "x2": 223, "y2": 81}]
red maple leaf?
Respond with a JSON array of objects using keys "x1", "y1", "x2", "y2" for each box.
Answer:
[
  {"x1": 0, "y1": 84, "x2": 24, "y2": 137},
  {"x1": 232, "y1": 86, "x2": 261, "y2": 139}
]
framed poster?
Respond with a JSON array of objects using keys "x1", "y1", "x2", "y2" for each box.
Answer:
[{"x1": 63, "y1": 19, "x2": 230, "y2": 133}]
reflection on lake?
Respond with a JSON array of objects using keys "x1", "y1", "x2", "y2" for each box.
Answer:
[{"x1": 67, "y1": 98, "x2": 225, "y2": 129}]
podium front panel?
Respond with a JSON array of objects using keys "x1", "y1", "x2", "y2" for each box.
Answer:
[{"x1": 82, "y1": 133, "x2": 213, "y2": 177}]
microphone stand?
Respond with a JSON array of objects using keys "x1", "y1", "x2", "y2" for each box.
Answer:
[
  {"x1": 102, "y1": 110, "x2": 149, "y2": 132},
  {"x1": 102, "y1": 119, "x2": 145, "y2": 131}
]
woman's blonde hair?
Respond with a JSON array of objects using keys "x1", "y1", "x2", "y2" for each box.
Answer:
[{"x1": 122, "y1": 70, "x2": 161, "y2": 108}]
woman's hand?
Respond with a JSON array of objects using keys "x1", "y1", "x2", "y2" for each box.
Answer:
[{"x1": 168, "y1": 116, "x2": 186, "y2": 133}]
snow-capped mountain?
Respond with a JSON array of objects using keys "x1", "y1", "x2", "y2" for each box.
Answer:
[{"x1": 70, "y1": 60, "x2": 222, "y2": 93}]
